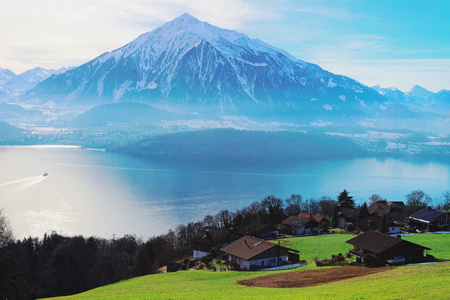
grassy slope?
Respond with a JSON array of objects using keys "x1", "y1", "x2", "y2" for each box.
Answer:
[
  {"x1": 49, "y1": 234, "x2": 450, "y2": 300},
  {"x1": 278, "y1": 233, "x2": 450, "y2": 261}
]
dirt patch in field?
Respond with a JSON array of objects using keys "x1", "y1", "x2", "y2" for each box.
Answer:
[{"x1": 238, "y1": 266, "x2": 394, "y2": 288}]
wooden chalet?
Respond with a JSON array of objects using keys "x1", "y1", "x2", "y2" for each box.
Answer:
[
  {"x1": 408, "y1": 208, "x2": 447, "y2": 230},
  {"x1": 368, "y1": 199, "x2": 405, "y2": 220},
  {"x1": 221, "y1": 235, "x2": 299, "y2": 270},
  {"x1": 337, "y1": 207, "x2": 360, "y2": 229},
  {"x1": 242, "y1": 221, "x2": 279, "y2": 239},
  {"x1": 282, "y1": 213, "x2": 326, "y2": 235},
  {"x1": 191, "y1": 226, "x2": 235, "y2": 259},
  {"x1": 355, "y1": 216, "x2": 401, "y2": 234},
  {"x1": 346, "y1": 230, "x2": 430, "y2": 263}
]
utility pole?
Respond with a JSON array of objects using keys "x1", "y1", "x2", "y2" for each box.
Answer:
[{"x1": 318, "y1": 222, "x2": 321, "y2": 261}]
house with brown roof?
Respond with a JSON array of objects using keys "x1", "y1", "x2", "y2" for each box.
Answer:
[
  {"x1": 337, "y1": 207, "x2": 360, "y2": 229},
  {"x1": 191, "y1": 227, "x2": 236, "y2": 259},
  {"x1": 368, "y1": 199, "x2": 405, "y2": 220},
  {"x1": 408, "y1": 207, "x2": 448, "y2": 230},
  {"x1": 220, "y1": 235, "x2": 299, "y2": 270},
  {"x1": 241, "y1": 221, "x2": 279, "y2": 239},
  {"x1": 346, "y1": 230, "x2": 430, "y2": 263},
  {"x1": 355, "y1": 216, "x2": 401, "y2": 234},
  {"x1": 282, "y1": 213, "x2": 326, "y2": 235}
]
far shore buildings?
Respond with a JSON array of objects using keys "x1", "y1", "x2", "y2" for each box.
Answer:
[{"x1": 221, "y1": 235, "x2": 299, "y2": 270}]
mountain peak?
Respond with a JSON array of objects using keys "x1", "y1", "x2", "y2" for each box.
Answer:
[
  {"x1": 21, "y1": 14, "x2": 386, "y2": 116},
  {"x1": 408, "y1": 85, "x2": 434, "y2": 98},
  {"x1": 176, "y1": 12, "x2": 199, "y2": 22}
]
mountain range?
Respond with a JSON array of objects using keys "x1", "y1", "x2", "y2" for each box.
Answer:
[
  {"x1": 20, "y1": 13, "x2": 388, "y2": 122},
  {"x1": 372, "y1": 85, "x2": 450, "y2": 114},
  {"x1": 0, "y1": 67, "x2": 69, "y2": 100},
  {"x1": 0, "y1": 13, "x2": 447, "y2": 135}
]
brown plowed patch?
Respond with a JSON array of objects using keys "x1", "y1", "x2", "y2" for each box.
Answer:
[{"x1": 238, "y1": 266, "x2": 394, "y2": 288}]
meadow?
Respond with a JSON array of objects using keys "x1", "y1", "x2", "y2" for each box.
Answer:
[{"x1": 48, "y1": 233, "x2": 450, "y2": 300}]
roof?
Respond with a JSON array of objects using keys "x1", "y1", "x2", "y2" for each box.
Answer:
[
  {"x1": 298, "y1": 212, "x2": 324, "y2": 223},
  {"x1": 346, "y1": 230, "x2": 430, "y2": 254},
  {"x1": 368, "y1": 200, "x2": 405, "y2": 217},
  {"x1": 355, "y1": 216, "x2": 398, "y2": 231},
  {"x1": 244, "y1": 221, "x2": 276, "y2": 234},
  {"x1": 281, "y1": 216, "x2": 310, "y2": 228},
  {"x1": 220, "y1": 235, "x2": 298, "y2": 260},
  {"x1": 190, "y1": 226, "x2": 231, "y2": 246},
  {"x1": 338, "y1": 208, "x2": 360, "y2": 221},
  {"x1": 368, "y1": 202, "x2": 392, "y2": 217},
  {"x1": 408, "y1": 208, "x2": 445, "y2": 224}
]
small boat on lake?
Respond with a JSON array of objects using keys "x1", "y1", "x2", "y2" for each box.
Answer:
[{"x1": 43, "y1": 172, "x2": 48, "y2": 177}]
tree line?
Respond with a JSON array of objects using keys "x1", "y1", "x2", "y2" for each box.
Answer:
[{"x1": 0, "y1": 189, "x2": 448, "y2": 299}]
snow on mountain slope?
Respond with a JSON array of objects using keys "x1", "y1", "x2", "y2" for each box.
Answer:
[
  {"x1": 372, "y1": 85, "x2": 450, "y2": 114},
  {"x1": 23, "y1": 13, "x2": 387, "y2": 119},
  {"x1": 0, "y1": 68, "x2": 16, "y2": 88},
  {"x1": 5, "y1": 67, "x2": 68, "y2": 96}
]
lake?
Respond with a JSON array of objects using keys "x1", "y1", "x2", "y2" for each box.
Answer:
[{"x1": 0, "y1": 145, "x2": 449, "y2": 240}]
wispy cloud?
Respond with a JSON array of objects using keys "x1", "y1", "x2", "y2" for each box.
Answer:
[
  {"x1": 0, "y1": 0, "x2": 448, "y2": 91},
  {"x1": 0, "y1": 0, "x2": 269, "y2": 73},
  {"x1": 314, "y1": 58, "x2": 450, "y2": 92},
  {"x1": 291, "y1": 6, "x2": 363, "y2": 22}
]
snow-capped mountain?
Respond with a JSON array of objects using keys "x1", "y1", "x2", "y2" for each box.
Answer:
[
  {"x1": 0, "y1": 68, "x2": 16, "y2": 88},
  {"x1": 5, "y1": 67, "x2": 68, "y2": 96},
  {"x1": 23, "y1": 13, "x2": 387, "y2": 119},
  {"x1": 372, "y1": 85, "x2": 450, "y2": 114}
]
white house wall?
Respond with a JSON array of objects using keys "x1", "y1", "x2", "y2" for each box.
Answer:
[
  {"x1": 388, "y1": 227, "x2": 401, "y2": 234},
  {"x1": 193, "y1": 250, "x2": 210, "y2": 259}
]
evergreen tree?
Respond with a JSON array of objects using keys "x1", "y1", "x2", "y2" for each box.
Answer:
[
  {"x1": 357, "y1": 202, "x2": 370, "y2": 221},
  {"x1": 379, "y1": 215, "x2": 389, "y2": 234},
  {"x1": 337, "y1": 189, "x2": 355, "y2": 209}
]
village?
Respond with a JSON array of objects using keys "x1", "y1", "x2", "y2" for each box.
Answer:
[{"x1": 180, "y1": 194, "x2": 449, "y2": 273}]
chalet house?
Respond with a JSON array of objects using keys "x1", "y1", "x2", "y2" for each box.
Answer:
[
  {"x1": 281, "y1": 213, "x2": 324, "y2": 235},
  {"x1": 191, "y1": 227, "x2": 235, "y2": 259},
  {"x1": 346, "y1": 230, "x2": 430, "y2": 263},
  {"x1": 242, "y1": 221, "x2": 279, "y2": 239},
  {"x1": 355, "y1": 216, "x2": 401, "y2": 234},
  {"x1": 221, "y1": 235, "x2": 299, "y2": 270},
  {"x1": 337, "y1": 208, "x2": 359, "y2": 229},
  {"x1": 298, "y1": 212, "x2": 328, "y2": 228},
  {"x1": 408, "y1": 208, "x2": 447, "y2": 230},
  {"x1": 368, "y1": 200, "x2": 405, "y2": 220}
]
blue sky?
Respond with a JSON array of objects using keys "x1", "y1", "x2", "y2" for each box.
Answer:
[{"x1": 1, "y1": 0, "x2": 449, "y2": 92}]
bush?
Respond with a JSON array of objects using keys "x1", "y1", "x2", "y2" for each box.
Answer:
[
  {"x1": 346, "y1": 223, "x2": 356, "y2": 231},
  {"x1": 188, "y1": 260, "x2": 195, "y2": 268},
  {"x1": 201, "y1": 255, "x2": 213, "y2": 264},
  {"x1": 183, "y1": 257, "x2": 190, "y2": 265},
  {"x1": 363, "y1": 253, "x2": 377, "y2": 267}
]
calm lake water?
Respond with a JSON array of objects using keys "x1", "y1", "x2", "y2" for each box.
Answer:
[{"x1": 0, "y1": 145, "x2": 449, "y2": 239}]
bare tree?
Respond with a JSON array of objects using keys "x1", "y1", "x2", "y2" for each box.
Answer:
[
  {"x1": 405, "y1": 190, "x2": 431, "y2": 208},
  {"x1": 0, "y1": 208, "x2": 13, "y2": 248},
  {"x1": 304, "y1": 198, "x2": 321, "y2": 215},
  {"x1": 261, "y1": 195, "x2": 284, "y2": 224},
  {"x1": 319, "y1": 197, "x2": 337, "y2": 221},
  {"x1": 368, "y1": 194, "x2": 382, "y2": 203},
  {"x1": 285, "y1": 194, "x2": 303, "y2": 216},
  {"x1": 435, "y1": 191, "x2": 450, "y2": 210}
]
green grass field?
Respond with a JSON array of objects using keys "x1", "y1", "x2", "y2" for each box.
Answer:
[
  {"x1": 276, "y1": 232, "x2": 450, "y2": 261},
  {"x1": 48, "y1": 233, "x2": 450, "y2": 300}
]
